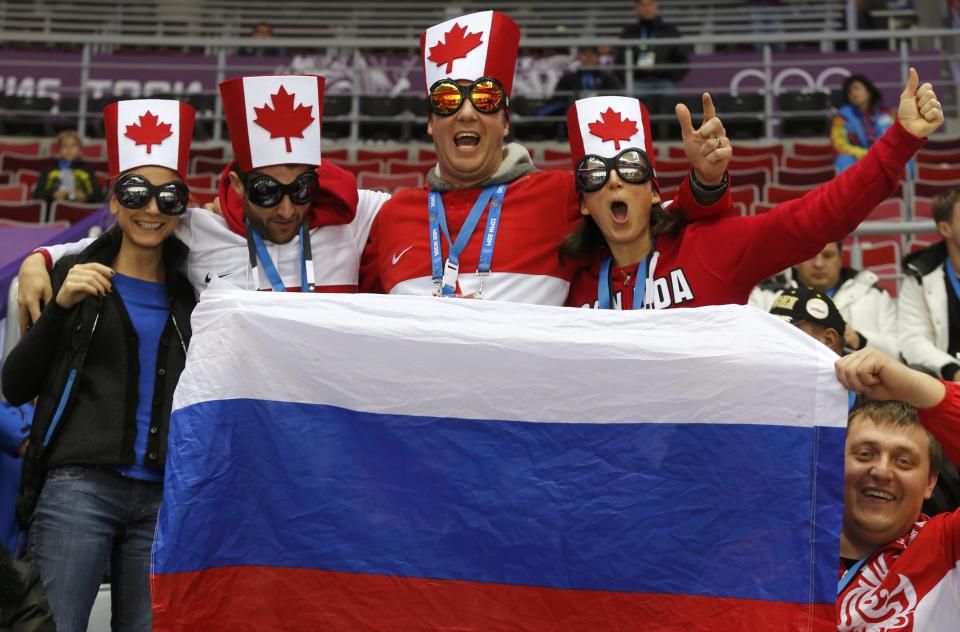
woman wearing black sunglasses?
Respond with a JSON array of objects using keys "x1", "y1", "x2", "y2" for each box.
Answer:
[
  {"x1": 1, "y1": 100, "x2": 197, "y2": 632},
  {"x1": 564, "y1": 71, "x2": 943, "y2": 310}
]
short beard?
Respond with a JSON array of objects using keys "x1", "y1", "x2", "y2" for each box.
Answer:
[{"x1": 243, "y1": 198, "x2": 299, "y2": 245}]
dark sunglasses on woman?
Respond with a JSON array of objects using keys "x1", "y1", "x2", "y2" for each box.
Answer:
[
  {"x1": 113, "y1": 174, "x2": 190, "y2": 216},
  {"x1": 574, "y1": 148, "x2": 654, "y2": 192}
]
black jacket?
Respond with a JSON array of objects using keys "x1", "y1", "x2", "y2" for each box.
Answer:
[
  {"x1": 2, "y1": 228, "x2": 195, "y2": 527},
  {"x1": 31, "y1": 159, "x2": 102, "y2": 205},
  {"x1": 617, "y1": 18, "x2": 690, "y2": 83}
]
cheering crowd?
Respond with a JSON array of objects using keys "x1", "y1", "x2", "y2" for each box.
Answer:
[{"x1": 0, "y1": 7, "x2": 957, "y2": 632}]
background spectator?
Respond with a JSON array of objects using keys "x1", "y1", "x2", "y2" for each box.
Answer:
[
  {"x1": 551, "y1": 47, "x2": 623, "y2": 109},
  {"x1": 239, "y1": 21, "x2": 286, "y2": 57},
  {"x1": 831, "y1": 75, "x2": 902, "y2": 174},
  {"x1": 0, "y1": 402, "x2": 34, "y2": 554},
  {"x1": 32, "y1": 130, "x2": 102, "y2": 205},
  {"x1": 617, "y1": 0, "x2": 689, "y2": 95},
  {"x1": 749, "y1": 242, "x2": 898, "y2": 356}
]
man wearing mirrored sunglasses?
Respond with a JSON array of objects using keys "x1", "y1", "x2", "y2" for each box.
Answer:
[
  {"x1": 360, "y1": 10, "x2": 733, "y2": 303},
  {"x1": 17, "y1": 78, "x2": 391, "y2": 326}
]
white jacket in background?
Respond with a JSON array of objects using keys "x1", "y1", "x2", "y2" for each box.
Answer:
[
  {"x1": 749, "y1": 267, "x2": 898, "y2": 357},
  {"x1": 898, "y1": 241, "x2": 959, "y2": 377}
]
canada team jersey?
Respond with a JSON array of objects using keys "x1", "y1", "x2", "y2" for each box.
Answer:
[
  {"x1": 38, "y1": 190, "x2": 389, "y2": 295},
  {"x1": 566, "y1": 122, "x2": 923, "y2": 310},
  {"x1": 359, "y1": 169, "x2": 729, "y2": 305},
  {"x1": 837, "y1": 380, "x2": 960, "y2": 631}
]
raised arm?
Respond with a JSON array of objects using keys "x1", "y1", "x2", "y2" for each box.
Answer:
[{"x1": 674, "y1": 93, "x2": 734, "y2": 221}]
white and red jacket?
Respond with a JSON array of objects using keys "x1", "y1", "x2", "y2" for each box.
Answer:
[
  {"x1": 566, "y1": 121, "x2": 923, "y2": 310},
  {"x1": 837, "y1": 380, "x2": 960, "y2": 631},
  {"x1": 36, "y1": 161, "x2": 390, "y2": 294},
  {"x1": 359, "y1": 144, "x2": 731, "y2": 304}
]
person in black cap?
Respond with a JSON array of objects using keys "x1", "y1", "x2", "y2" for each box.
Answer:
[{"x1": 769, "y1": 285, "x2": 846, "y2": 356}]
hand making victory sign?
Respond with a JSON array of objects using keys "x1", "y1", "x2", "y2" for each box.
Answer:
[{"x1": 675, "y1": 93, "x2": 733, "y2": 186}]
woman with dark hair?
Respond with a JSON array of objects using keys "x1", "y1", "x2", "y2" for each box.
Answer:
[
  {"x1": 1, "y1": 99, "x2": 197, "y2": 632},
  {"x1": 831, "y1": 74, "x2": 898, "y2": 173},
  {"x1": 564, "y1": 71, "x2": 942, "y2": 310}
]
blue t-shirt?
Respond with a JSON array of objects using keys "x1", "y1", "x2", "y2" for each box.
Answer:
[{"x1": 111, "y1": 273, "x2": 169, "y2": 482}]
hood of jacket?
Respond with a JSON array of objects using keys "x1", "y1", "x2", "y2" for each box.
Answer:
[
  {"x1": 426, "y1": 143, "x2": 536, "y2": 192},
  {"x1": 903, "y1": 240, "x2": 947, "y2": 280},
  {"x1": 217, "y1": 160, "x2": 359, "y2": 237}
]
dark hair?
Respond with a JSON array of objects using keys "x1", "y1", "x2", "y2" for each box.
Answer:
[
  {"x1": 559, "y1": 200, "x2": 685, "y2": 261},
  {"x1": 842, "y1": 74, "x2": 883, "y2": 110},
  {"x1": 849, "y1": 400, "x2": 943, "y2": 477},
  {"x1": 932, "y1": 189, "x2": 960, "y2": 225}
]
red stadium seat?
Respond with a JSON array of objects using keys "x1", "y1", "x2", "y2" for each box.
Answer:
[
  {"x1": 83, "y1": 158, "x2": 108, "y2": 172},
  {"x1": 791, "y1": 142, "x2": 835, "y2": 157},
  {"x1": 753, "y1": 202, "x2": 777, "y2": 215},
  {"x1": 16, "y1": 169, "x2": 39, "y2": 192},
  {"x1": 332, "y1": 159, "x2": 383, "y2": 177},
  {"x1": 916, "y1": 149, "x2": 960, "y2": 165},
  {"x1": 417, "y1": 148, "x2": 438, "y2": 162},
  {"x1": 733, "y1": 202, "x2": 748, "y2": 216},
  {"x1": 191, "y1": 157, "x2": 227, "y2": 175},
  {"x1": 917, "y1": 165, "x2": 960, "y2": 181},
  {"x1": 915, "y1": 179, "x2": 960, "y2": 199},
  {"x1": 657, "y1": 170, "x2": 687, "y2": 190},
  {"x1": 356, "y1": 149, "x2": 409, "y2": 162},
  {"x1": 0, "y1": 172, "x2": 10, "y2": 185},
  {"x1": 925, "y1": 137, "x2": 960, "y2": 152},
  {"x1": 727, "y1": 144, "x2": 783, "y2": 162},
  {"x1": 765, "y1": 184, "x2": 811, "y2": 203},
  {"x1": 95, "y1": 171, "x2": 110, "y2": 190},
  {"x1": 776, "y1": 168, "x2": 833, "y2": 187},
  {"x1": 49, "y1": 200, "x2": 102, "y2": 224},
  {"x1": 730, "y1": 185, "x2": 759, "y2": 209},
  {"x1": 865, "y1": 199, "x2": 903, "y2": 221},
  {"x1": 542, "y1": 149, "x2": 571, "y2": 162},
  {"x1": 357, "y1": 172, "x2": 422, "y2": 193},
  {"x1": 0, "y1": 201, "x2": 45, "y2": 223},
  {"x1": 189, "y1": 147, "x2": 225, "y2": 160},
  {"x1": 189, "y1": 188, "x2": 218, "y2": 206},
  {"x1": 185, "y1": 174, "x2": 215, "y2": 189},
  {"x1": 784, "y1": 155, "x2": 834, "y2": 170},
  {"x1": 914, "y1": 197, "x2": 934, "y2": 219},
  {"x1": 730, "y1": 168, "x2": 767, "y2": 191},
  {"x1": 859, "y1": 239, "x2": 901, "y2": 271},
  {"x1": 0, "y1": 153, "x2": 50, "y2": 172},
  {"x1": 730, "y1": 155, "x2": 776, "y2": 181},
  {"x1": 0, "y1": 141, "x2": 42, "y2": 156},
  {"x1": 0, "y1": 184, "x2": 28, "y2": 202},
  {"x1": 386, "y1": 160, "x2": 433, "y2": 176},
  {"x1": 323, "y1": 148, "x2": 349, "y2": 162},
  {"x1": 650, "y1": 158, "x2": 689, "y2": 172}
]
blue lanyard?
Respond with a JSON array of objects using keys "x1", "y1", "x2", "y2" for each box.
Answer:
[
  {"x1": 246, "y1": 220, "x2": 313, "y2": 293},
  {"x1": 946, "y1": 257, "x2": 960, "y2": 301},
  {"x1": 838, "y1": 556, "x2": 870, "y2": 595},
  {"x1": 825, "y1": 286, "x2": 838, "y2": 298},
  {"x1": 848, "y1": 390, "x2": 857, "y2": 412},
  {"x1": 598, "y1": 247, "x2": 653, "y2": 310},
  {"x1": 428, "y1": 184, "x2": 507, "y2": 297}
]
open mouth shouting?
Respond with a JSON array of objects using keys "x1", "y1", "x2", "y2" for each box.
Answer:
[
  {"x1": 454, "y1": 132, "x2": 481, "y2": 148},
  {"x1": 610, "y1": 200, "x2": 629, "y2": 224}
]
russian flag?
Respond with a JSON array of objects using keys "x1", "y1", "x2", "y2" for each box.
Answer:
[{"x1": 152, "y1": 289, "x2": 845, "y2": 631}]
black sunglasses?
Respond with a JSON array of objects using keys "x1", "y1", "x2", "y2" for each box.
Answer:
[
  {"x1": 113, "y1": 174, "x2": 189, "y2": 216},
  {"x1": 241, "y1": 170, "x2": 319, "y2": 208},
  {"x1": 428, "y1": 77, "x2": 509, "y2": 117},
  {"x1": 574, "y1": 148, "x2": 654, "y2": 192}
]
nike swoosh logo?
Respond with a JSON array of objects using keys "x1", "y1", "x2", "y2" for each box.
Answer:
[
  {"x1": 392, "y1": 245, "x2": 413, "y2": 266},
  {"x1": 204, "y1": 272, "x2": 230, "y2": 284}
]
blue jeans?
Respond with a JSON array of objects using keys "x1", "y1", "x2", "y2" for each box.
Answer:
[{"x1": 26, "y1": 466, "x2": 162, "y2": 632}]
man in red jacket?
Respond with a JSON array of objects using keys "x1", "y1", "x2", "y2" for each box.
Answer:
[{"x1": 836, "y1": 348, "x2": 960, "y2": 630}]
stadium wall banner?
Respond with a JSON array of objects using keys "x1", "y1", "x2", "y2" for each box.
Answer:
[
  {"x1": 151, "y1": 287, "x2": 846, "y2": 631},
  {"x1": 0, "y1": 49, "x2": 940, "y2": 108}
]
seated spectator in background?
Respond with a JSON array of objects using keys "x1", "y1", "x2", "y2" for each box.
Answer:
[
  {"x1": 617, "y1": 0, "x2": 689, "y2": 95},
  {"x1": 831, "y1": 75, "x2": 900, "y2": 174},
  {"x1": 2, "y1": 99, "x2": 197, "y2": 632},
  {"x1": 899, "y1": 190, "x2": 960, "y2": 380},
  {"x1": 550, "y1": 47, "x2": 623, "y2": 111},
  {"x1": 239, "y1": 21, "x2": 286, "y2": 57},
  {"x1": 749, "y1": 241, "x2": 898, "y2": 356},
  {"x1": 0, "y1": 401, "x2": 34, "y2": 554},
  {"x1": 768, "y1": 285, "x2": 846, "y2": 356},
  {"x1": 835, "y1": 348, "x2": 960, "y2": 626},
  {"x1": 32, "y1": 130, "x2": 101, "y2": 205},
  {"x1": 0, "y1": 545, "x2": 55, "y2": 631}
]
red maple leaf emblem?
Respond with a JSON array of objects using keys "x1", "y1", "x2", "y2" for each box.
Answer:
[
  {"x1": 252, "y1": 86, "x2": 315, "y2": 153},
  {"x1": 588, "y1": 108, "x2": 639, "y2": 150},
  {"x1": 124, "y1": 111, "x2": 173, "y2": 154},
  {"x1": 428, "y1": 23, "x2": 484, "y2": 73}
]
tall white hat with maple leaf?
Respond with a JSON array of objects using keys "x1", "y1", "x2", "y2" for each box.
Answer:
[
  {"x1": 219, "y1": 75, "x2": 324, "y2": 172},
  {"x1": 567, "y1": 96, "x2": 658, "y2": 187},
  {"x1": 421, "y1": 11, "x2": 521, "y2": 97},
  {"x1": 104, "y1": 99, "x2": 195, "y2": 179}
]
